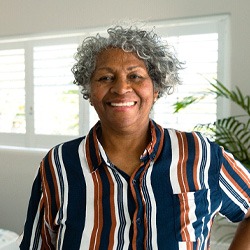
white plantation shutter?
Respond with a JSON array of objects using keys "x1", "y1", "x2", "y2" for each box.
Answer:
[
  {"x1": 33, "y1": 44, "x2": 79, "y2": 135},
  {"x1": 0, "y1": 49, "x2": 25, "y2": 133},
  {"x1": 151, "y1": 33, "x2": 218, "y2": 131}
]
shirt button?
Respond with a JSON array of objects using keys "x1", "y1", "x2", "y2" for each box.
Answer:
[
  {"x1": 136, "y1": 218, "x2": 141, "y2": 225},
  {"x1": 132, "y1": 179, "x2": 136, "y2": 185}
]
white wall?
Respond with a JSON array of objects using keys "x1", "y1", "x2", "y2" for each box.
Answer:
[{"x1": 0, "y1": 0, "x2": 249, "y2": 235}]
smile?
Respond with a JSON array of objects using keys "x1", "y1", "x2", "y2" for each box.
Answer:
[{"x1": 110, "y1": 102, "x2": 136, "y2": 107}]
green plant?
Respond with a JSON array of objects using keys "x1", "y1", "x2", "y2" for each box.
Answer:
[{"x1": 173, "y1": 80, "x2": 250, "y2": 169}]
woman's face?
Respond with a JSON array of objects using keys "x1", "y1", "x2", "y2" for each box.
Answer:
[{"x1": 89, "y1": 48, "x2": 158, "y2": 132}]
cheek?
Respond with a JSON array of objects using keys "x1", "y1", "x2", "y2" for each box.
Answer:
[{"x1": 89, "y1": 84, "x2": 104, "y2": 101}]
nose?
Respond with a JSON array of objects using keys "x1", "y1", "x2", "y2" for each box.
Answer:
[{"x1": 110, "y1": 77, "x2": 132, "y2": 95}]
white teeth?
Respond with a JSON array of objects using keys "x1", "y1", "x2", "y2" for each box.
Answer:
[{"x1": 110, "y1": 102, "x2": 135, "y2": 107}]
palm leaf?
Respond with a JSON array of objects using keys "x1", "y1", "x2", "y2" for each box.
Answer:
[
  {"x1": 195, "y1": 117, "x2": 250, "y2": 166},
  {"x1": 210, "y1": 80, "x2": 250, "y2": 115},
  {"x1": 173, "y1": 95, "x2": 205, "y2": 113}
]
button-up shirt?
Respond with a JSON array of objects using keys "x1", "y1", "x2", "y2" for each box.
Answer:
[{"x1": 20, "y1": 120, "x2": 250, "y2": 250}]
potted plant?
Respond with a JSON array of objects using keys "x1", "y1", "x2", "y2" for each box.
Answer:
[{"x1": 173, "y1": 80, "x2": 250, "y2": 169}]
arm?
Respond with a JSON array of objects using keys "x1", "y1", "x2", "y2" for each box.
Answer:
[
  {"x1": 218, "y1": 149, "x2": 250, "y2": 249},
  {"x1": 228, "y1": 210, "x2": 250, "y2": 250},
  {"x1": 20, "y1": 155, "x2": 58, "y2": 250},
  {"x1": 20, "y1": 168, "x2": 44, "y2": 249}
]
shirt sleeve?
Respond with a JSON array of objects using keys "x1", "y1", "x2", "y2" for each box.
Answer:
[
  {"x1": 218, "y1": 148, "x2": 250, "y2": 222},
  {"x1": 20, "y1": 153, "x2": 58, "y2": 249}
]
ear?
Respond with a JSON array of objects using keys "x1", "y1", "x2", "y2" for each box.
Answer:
[
  {"x1": 89, "y1": 96, "x2": 93, "y2": 106},
  {"x1": 153, "y1": 91, "x2": 159, "y2": 102}
]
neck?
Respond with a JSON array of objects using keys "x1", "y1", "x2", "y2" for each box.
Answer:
[{"x1": 98, "y1": 121, "x2": 151, "y2": 160}]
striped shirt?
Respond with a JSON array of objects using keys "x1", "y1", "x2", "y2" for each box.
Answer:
[{"x1": 20, "y1": 120, "x2": 250, "y2": 250}]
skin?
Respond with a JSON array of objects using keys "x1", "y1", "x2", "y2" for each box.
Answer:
[
  {"x1": 228, "y1": 210, "x2": 250, "y2": 250},
  {"x1": 90, "y1": 48, "x2": 158, "y2": 175}
]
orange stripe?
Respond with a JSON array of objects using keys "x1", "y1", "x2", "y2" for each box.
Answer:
[
  {"x1": 89, "y1": 171, "x2": 103, "y2": 250},
  {"x1": 48, "y1": 150, "x2": 60, "y2": 210},
  {"x1": 223, "y1": 151, "x2": 250, "y2": 189},
  {"x1": 85, "y1": 129, "x2": 102, "y2": 172},
  {"x1": 40, "y1": 160, "x2": 53, "y2": 228},
  {"x1": 192, "y1": 132, "x2": 201, "y2": 190},
  {"x1": 177, "y1": 132, "x2": 189, "y2": 193},
  {"x1": 221, "y1": 163, "x2": 249, "y2": 201},
  {"x1": 179, "y1": 193, "x2": 191, "y2": 242},
  {"x1": 104, "y1": 167, "x2": 116, "y2": 250}
]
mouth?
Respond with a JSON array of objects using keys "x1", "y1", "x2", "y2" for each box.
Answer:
[{"x1": 109, "y1": 101, "x2": 136, "y2": 107}]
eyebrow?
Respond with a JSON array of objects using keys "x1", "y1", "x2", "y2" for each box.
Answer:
[{"x1": 95, "y1": 65, "x2": 145, "y2": 72}]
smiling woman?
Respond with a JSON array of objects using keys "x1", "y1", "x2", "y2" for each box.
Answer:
[{"x1": 20, "y1": 25, "x2": 250, "y2": 250}]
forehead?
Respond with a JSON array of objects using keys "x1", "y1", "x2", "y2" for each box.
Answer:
[{"x1": 95, "y1": 48, "x2": 147, "y2": 69}]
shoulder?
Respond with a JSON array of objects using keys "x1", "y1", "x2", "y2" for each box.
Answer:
[
  {"x1": 163, "y1": 128, "x2": 223, "y2": 165},
  {"x1": 164, "y1": 128, "x2": 219, "y2": 148},
  {"x1": 41, "y1": 136, "x2": 86, "y2": 171}
]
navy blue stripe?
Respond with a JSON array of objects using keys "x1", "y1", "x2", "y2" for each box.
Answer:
[
  {"x1": 20, "y1": 170, "x2": 42, "y2": 249},
  {"x1": 88, "y1": 126, "x2": 101, "y2": 171},
  {"x1": 59, "y1": 138, "x2": 86, "y2": 250},
  {"x1": 151, "y1": 129, "x2": 178, "y2": 249},
  {"x1": 185, "y1": 132, "x2": 196, "y2": 191},
  {"x1": 98, "y1": 165, "x2": 112, "y2": 249},
  {"x1": 111, "y1": 167, "x2": 126, "y2": 250}
]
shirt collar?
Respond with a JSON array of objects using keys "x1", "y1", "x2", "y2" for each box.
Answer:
[{"x1": 85, "y1": 120, "x2": 164, "y2": 173}]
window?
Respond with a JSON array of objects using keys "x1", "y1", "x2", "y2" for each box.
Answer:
[
  {"x1": 151, "y1": 33, "x2": 218, "y2": 131},
  {"x1": 0, "y1": 15, "x2": 229, "y2": 148}
]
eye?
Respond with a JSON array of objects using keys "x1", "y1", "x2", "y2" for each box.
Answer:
[
  {"x1": 129, "y1": 74, "x2": 143, "y2": 80},
  {"x1": 98, "y1": 75, "x2": 114, "y2": 82}
]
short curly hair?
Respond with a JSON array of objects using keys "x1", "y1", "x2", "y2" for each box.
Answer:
[{"x1": 71, "y1": 25, "x2": 183, "y2": 99}]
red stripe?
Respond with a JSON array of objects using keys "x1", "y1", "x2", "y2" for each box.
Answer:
[
  {"x1": 176, "y1": 132, "x2": 189, "y2": 193},
  {"x1": 178, "y1": 192, "x2": 191, "y2": 241},
  {"x1": 89, "y1": 171, "x2": 103, "y2": 250},
  {"x1": 104, "y1": 167, "x2": 116, "y2": 250},
  {"x1": 192, "y1": 132, "x2": 201, "y2": 190}
]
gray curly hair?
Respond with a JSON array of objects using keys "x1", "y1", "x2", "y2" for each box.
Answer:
[{"x1": 71, "y1": 25, "x2": 183, "y2": 99}]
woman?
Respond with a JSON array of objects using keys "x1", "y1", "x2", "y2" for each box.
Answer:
[{"x1": 20, "y1": 25, "x2": 250, "y2": 250}]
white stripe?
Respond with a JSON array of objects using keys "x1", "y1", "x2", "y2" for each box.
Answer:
[
  {"x1": 220, "y1": 171, "x2": 249, "y2": 214},
  {"x1": 121, "y1": 181, "x2": 131, "y2": 250},
  {"x1": 55, "y1": 145, "x2": 69, "y2": 250},
  {"x1": 93, "y1": 171, "x2": 101, "y2": 249},
  {"x1": 144, "y1": 162, "x2": 158, "y2": 249},
  {"x1": 184, "y1": 192, "x2": 197, "y2": 242},
  {"x1": 108, "y1": 168, "x2": 130, "y2": 250},
  {"x1": 224, "y1": 150, "x2": 250, "y2": 184},
  {"x1": 178, "y1": 241, "x2": 189, "y2": 250},
  {"x1": 29, "y1": 196, "x2": 43, "y2": 250},
  {"x1": 79, "y1": 139, "x2": 95, "y2": 249},
  {"x1": 202, "y1": 136, "x2": 211, "y2": 189},
  {"x1": 169, "y1": 129, "x2": 181, "y2": 194},
  {"x1": 195, "y1": 133, "x2": 211, "y2": 189}
]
